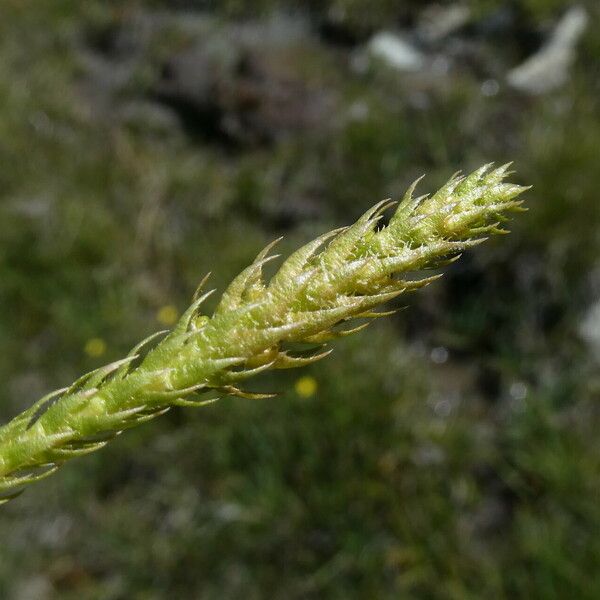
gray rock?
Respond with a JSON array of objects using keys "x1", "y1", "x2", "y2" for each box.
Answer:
[
  {"x1": 579, "y1": 298, "x2": 600, "y2": 359},
  {"x1": 418, "y1": 4, "x2": 471, "y2": 44},
  {"x1": 155, "y1": 36, "x2": 335, "y2": 145},
  {"x1": 507, "y1": 6, "x2": 588, "y2": 94},
  {"x1": 367, "y1": 31, "x2": 425, "y2": 72}
]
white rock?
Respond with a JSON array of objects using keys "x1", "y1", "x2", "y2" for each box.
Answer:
[
  {"x1": 579, "y1": 298, "x2": 600, "y2": 358},
  {"x1": 507, "y1": 6, "x2": 588, "y2": 94},
  {"x1": 419, "y1": 5, "x2": 471, "y2": 43},
  {"x1": 367, "y1": 31, "x2": 425, "y2": 72}
]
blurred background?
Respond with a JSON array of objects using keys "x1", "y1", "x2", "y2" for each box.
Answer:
[{"x1": 0, "y1": 1, "x2": 599, "y2": 598}]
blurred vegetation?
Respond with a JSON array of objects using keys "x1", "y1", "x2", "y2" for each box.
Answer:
[{"x1": 0, "y1": 1, "x2": 599, "y2": 598}]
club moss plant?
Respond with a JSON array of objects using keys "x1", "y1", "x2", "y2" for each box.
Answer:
[{"x1": 0, "y1": 164, "x2": 528, "y2": 503}]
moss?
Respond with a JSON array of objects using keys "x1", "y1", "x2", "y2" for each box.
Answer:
[{"x1": 0, "y1": 1, "x2": 599, "y2": 597}]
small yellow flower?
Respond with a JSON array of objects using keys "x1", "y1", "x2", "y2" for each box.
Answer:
[
  {"x1": 84, "y1": 337, "x2": 106, "y2": 358},
  {"x1": 157, "y1": 304, "x2": 179, "y2": 326},
  {"x1": 295, "y1": 375, "x2": 318, "y2": 398}
]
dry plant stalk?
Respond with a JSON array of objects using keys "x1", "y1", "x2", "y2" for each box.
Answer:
[{"x1": 0, "y1": 164, "x2": 528, "y2": 503}]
